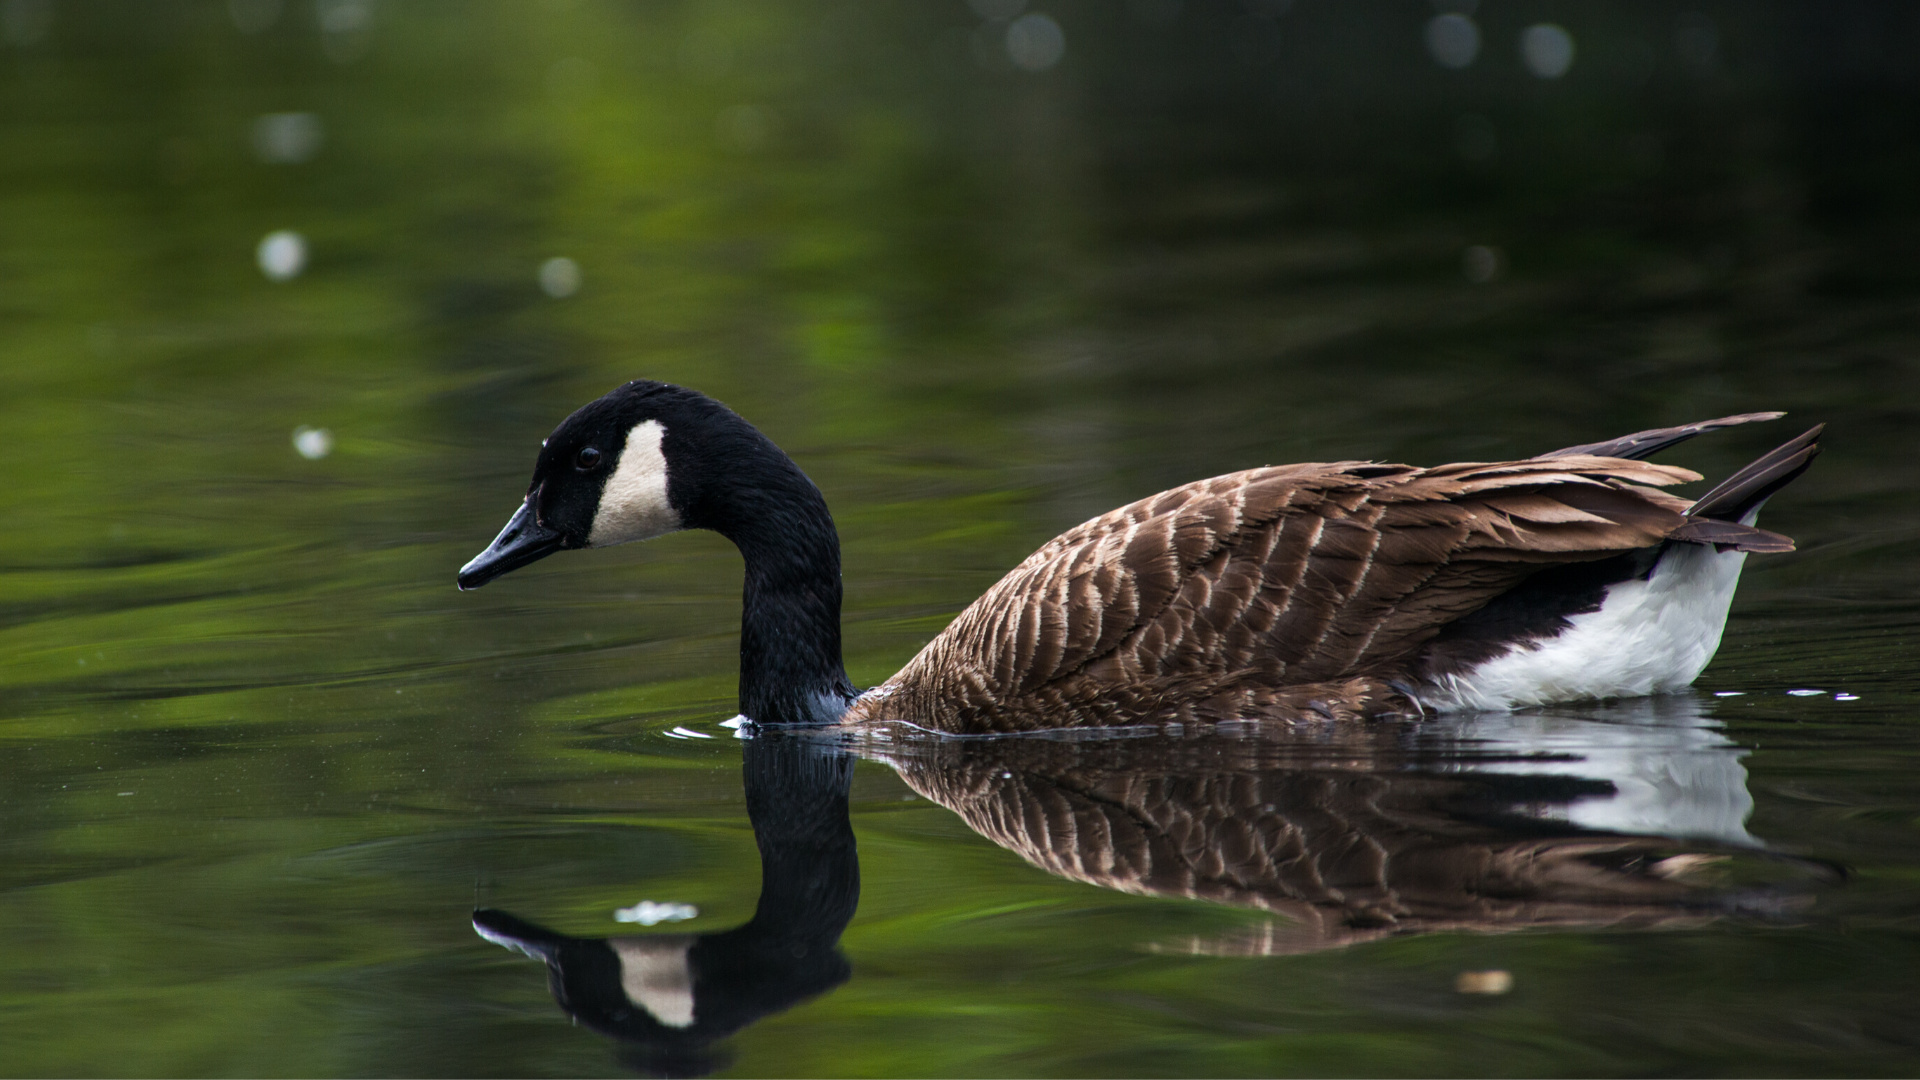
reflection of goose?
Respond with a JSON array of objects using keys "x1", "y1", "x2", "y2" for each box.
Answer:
[
  {"x1": 477, "y1": 706, "x2": 1831, "y2": 1065},
  {"x1": 855, "y1": 696, "x2": 1820, "y2": 955},
  {"x1": 474, "y1": 736, "x2": 857, "y2": 1077},
  {"x1": 457, "y1": 382, "x2": 1818, "y2": 732}
]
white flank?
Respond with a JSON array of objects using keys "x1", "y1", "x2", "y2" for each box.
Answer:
[
  {"x1": 611, "y1": 936, "x2": 697, "y2": 1028},
  {"x1": 1428, "y1": 540, "x2": 1751, "y2": 711},
  {"x1": 589, "y1": 419, "x2": 682, "y2": 547}
]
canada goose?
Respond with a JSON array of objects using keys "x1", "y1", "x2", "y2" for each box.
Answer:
[{"x1": 457, "y1": 381, "x2": 1820, "y2": 731}]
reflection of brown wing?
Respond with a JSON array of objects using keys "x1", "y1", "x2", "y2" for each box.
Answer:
[
  {"x1": 870, "y1": 732, "x2": 1780, "y2": 955},
  {"x1": 865, "y1": 456, "x2": 1711, "y2": 731}
]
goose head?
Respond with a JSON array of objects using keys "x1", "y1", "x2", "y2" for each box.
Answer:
[
  {"x1": 456, "y1": 380, "x2": 854, "y2": 722},
  {"x1": 457, "y1": 380, "x2": 819, "y2": 590}
]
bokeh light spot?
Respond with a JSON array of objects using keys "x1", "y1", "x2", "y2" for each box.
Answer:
[
  {"x1": 292, "y1": 426, "x2": 334, "y2": 460},
  {"x1": 257, "y1": 230, "x2": 307, "y2": 281},
  {"x1": 1520, "y1": 23, "x2": 1575, "y2": 78},
  {"x1": 539, "y1": 257, "x2": 581, "y2": 298},
  {"x1": 1005, "y1": 12, "x2": 1064, "y2": 72},
  {"x1": 1463, "y1": 244, "x2": 1503, "y2": 283},
  {"x1": 1425, "y1": 14, "x2": 1479, "y2": 70},
  {"x1": 315, "y1": 0, "x2": 372, "y2": 63},
  {"x1": 251, "y1": 112, "x2": 324, "y2": 164}
]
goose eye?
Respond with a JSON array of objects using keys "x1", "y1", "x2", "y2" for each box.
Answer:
[{"x1": 574, "y1": 446, "x2": 602, "y2": 471}]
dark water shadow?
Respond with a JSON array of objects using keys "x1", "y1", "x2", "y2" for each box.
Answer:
[{"x1": 475, "y1": 694, "x2": 1838, "y2": 1072}]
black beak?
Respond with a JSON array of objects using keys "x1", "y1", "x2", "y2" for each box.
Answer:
[{"x1": 458, "y1": 501, "x2": 566, "y2": 590}]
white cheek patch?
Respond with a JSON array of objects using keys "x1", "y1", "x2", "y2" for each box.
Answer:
[
  {"x1": 589, "y1": 419, "x2": 682, "y2": 547},
  {"x1": 610, "y1": 936, "x2": 696, "y2": 1029}
]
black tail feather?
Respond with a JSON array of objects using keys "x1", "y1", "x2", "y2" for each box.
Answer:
[
  {"x1": 1669, "y1": 517, "x2": 1796, "y2": 553},
  {"x1": 1536, "y1": 411, "x2": 1785, "y2": 462},
  {"x1": 1687, "y1": 425, "x2": 1824, "y2": 524}
]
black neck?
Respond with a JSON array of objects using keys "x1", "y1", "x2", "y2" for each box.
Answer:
[{"x1": 704, "y1": 438, "x2": 855, "y2": 724}]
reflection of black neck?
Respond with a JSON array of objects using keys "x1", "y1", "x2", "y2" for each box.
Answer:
[
  {"x1": 700, "y1": 734, "x2": 860, "y2": 960},
  {"x1": 709, "y1": 439, "x2": 855, "y2": 724},
  {"x1": 471, "y1": 733, "x2": 860, "y2": 1077}
]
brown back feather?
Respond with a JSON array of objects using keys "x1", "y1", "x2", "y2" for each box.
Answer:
[{"x1": 875, "y1": 455, "x2": 1703, "y2": 731}]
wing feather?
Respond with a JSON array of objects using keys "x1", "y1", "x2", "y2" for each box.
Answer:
[{"x1": 869, "y1": 449, "x2": 1740, "y2": 731}]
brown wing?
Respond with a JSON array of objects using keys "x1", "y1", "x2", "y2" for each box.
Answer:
[{"x1": 868, "y1": 455, "x2": 1704, "y2": 731}]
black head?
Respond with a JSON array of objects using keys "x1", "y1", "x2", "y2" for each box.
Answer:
[{"x1": 457, "y1": 381, "x2": 772, "y2": 590}]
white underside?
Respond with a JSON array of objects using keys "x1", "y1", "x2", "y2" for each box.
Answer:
[{"x1": 1424, "y1": 537, "x2": 1751, "y2": 712}]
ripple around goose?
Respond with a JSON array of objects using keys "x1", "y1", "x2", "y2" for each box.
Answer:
[{"x1": 457, "y1": 381, "x2": 1821, "y2": 733}]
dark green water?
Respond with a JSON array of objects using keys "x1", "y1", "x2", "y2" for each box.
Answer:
[{"x1": 4, "y1": 1, "x2": 1919, "y2": 1075}]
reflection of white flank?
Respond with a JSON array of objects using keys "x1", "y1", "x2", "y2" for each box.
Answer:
[
  {"x1": 1433, "y1": 696, "x2": 1756, "y2": 846},
  {"x1": 611, "y1": 936, "x2": 697, "y2": 1028}
]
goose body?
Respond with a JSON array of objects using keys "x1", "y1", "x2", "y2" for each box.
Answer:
[{"x1": 458, "y1": 381, "x2": 1820, "y2": 731}]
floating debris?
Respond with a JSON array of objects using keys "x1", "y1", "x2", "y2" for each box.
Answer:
[
  {"x1": 1835, "y1": 693, "x2": 1861, "y2": 702},
  {"x1": 1713, "y1": 691, "x2": 1745, "y2": 697},
  {"x1": 1455, "y1": 969, "x2": 1513, "y2": 995},
  {"x1": 1787, "y1": 689, "x2": 1825, "y2": 697},
  {"x1": 614, "y1": 901, "x2": 698, "y2": 926}
]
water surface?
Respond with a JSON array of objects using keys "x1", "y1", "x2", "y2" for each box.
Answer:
[{"x1": 3, "y1": 2, "x2": 1918, "y2": 1075}]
